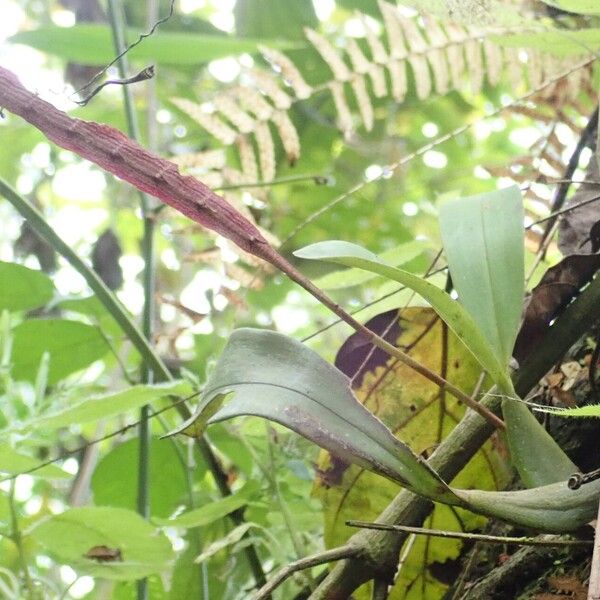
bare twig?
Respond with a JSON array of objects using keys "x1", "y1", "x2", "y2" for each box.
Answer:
[
  {"x1": 346, "y1": 521, "x2": 593, "y2": 547},
  {"x1": 74, "y1": 65, "x2": 155, "y2": 106},
  {"x1": 252, "y1": 545, "x2": 360, "y2": 600},
  {"x1": 72, "y1": 0, "x2": 175, "y2": 99},
  {"x1": 589, "y1": 497, "x2": 600, "y2": 600}
]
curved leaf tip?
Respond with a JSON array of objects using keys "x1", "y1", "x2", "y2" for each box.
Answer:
[{"x1": 294, "y1": 240, "x2": 379, "y2": 262}]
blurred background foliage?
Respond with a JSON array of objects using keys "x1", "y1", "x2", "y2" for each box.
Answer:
[{"x1": 0, "y1": 0, "x2": 597, "y2": 598}]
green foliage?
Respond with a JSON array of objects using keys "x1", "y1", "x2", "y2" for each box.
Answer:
[
  {"x1": 9, "y1": 26, "x2": 294, "y2": 65},
  {"x1": 0, "y1": 262, "x2": 54, "y2": 312},
  {"x1": 91, "y1": 436, "x2": 204, "y2": 518},
  {"x1": 15, "y1": 381, "x2": 192, "y2": 432},
  {"x1": 1, "y1": 0, "x2": 598, "y2": 597},
  {"x1": 295, "y1": 240, "x2": 513, "y2": 392},
  {"x1": 154, "y1": 481, "x2": 259, "y2": 528},
  {"x1": 0, "y1": 443, "x2": 68, "y2": 479},
  {"x1": 11, "y1": 319, "x2": 110, "y2": 384},
  {"x1": 438, "y1": 186, "x2": 524, "y2": 370},
  {"x1": 170, "y1": 327, "x2": 454, "y2": 501},
  {"x1": 28, "y1": 506, "x2": 175, "y2": 580}
]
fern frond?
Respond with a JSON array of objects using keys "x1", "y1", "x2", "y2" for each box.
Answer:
[{"x1": 171, "y1": 0, "x2": 593, "y2": 200}]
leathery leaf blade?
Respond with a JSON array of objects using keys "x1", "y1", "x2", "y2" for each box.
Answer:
[
  {"x1": 455, "y1": 477, "x2": 600, "y2": 532},
  {"x1": 294, "y1": 241, "x2": 513, "y2": 394},
  {"x1": 169, "y1": 328, "x2": 456, "y2": 503},
  {"x1": 438, "y1": 186, "x2": 524, "y2": 369}
]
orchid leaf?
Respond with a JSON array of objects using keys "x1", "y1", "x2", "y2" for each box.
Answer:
[
  {"x1": 168, "y1": 328, "x2": 456, "y2": 503},
  {"x1": 456, "y1": 477, "x2": 600, "y2": 532},
  {"x1": 294, "y1": 241, "x2": 514, "y2": 394},
  {"x1": 438, "y1": 186, "x2": 524, "y2": 369}
]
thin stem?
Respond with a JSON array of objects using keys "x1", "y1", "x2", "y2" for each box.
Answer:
[
  {"x1": 589, "y1": 498, "x2": 600, "y2": 600},
  {"x1": 345, "y1": 521, "x2": 593, "y2": 547},
  {"x1": 214, "y1": 173, "x2": 331, "y2": 191},
  {"x1": 104, "y1": 2, "x2": 153, "y2": 598},
  {"x1": 8, "y1": 480, "x2": 34, "y2": 599},
  {"x1": 252, "y1": 545, "x2": 360, "y2": 600}
]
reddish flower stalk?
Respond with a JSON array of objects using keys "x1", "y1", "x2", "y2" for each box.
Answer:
[{"x1": 0, "y1": 66, "x2": 502, "y2": 428}]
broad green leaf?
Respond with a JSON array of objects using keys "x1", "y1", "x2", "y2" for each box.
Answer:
[
  {"x1": 28, "y1": 507, "x2": 175, "y2": 580},
  {"x1": 9, "y1": 25, "x2": 293, "y2": 66},
  {"x1": 235, "y1": 0, "x2": 317, "y2": 39},
  {"x1": 491, "y1": 28, "x2": 600, "y2": 56},
  {"x1": 17, "y1": 381, "x2": 192, "y2": 432},
  {"x1": 294, "y1": 241, "x2": 514, "y2": 393},
  {"x1": 169, "y1": 328, "x2": 456, "y2": 502},
  {"x1": 438, "y1": 186, "x2": 524, "y2": 369},
  {"x1": 314, "y1": 241, "x2": 426, "y2": 290},
  {"x1": 438, "y1": 189, "x2": 576, "y2": 487},
  {"x1": 11, "y1": 319, "x2": 110, "y2": 384},
  {"x1": 0, "y1": 261, "x2": 53, "y2": 312},
  {"x1": 502, "y1": 399, "x2": 578, "y2": 488},
  {"x1": 154, "y1": 481, "x2": 259, "y2": 529},
  {"x1": 91, "y1": 435, "x2": 205, "y2": 518},
  {"x1": 539, "y1": 0, "x2": 600, "y2": 15},
  {"x1": 0, "y1": 443, "x2": 69, "y2": 479},
  {"x1": 456, "y1": 477, "x2": 600, "y2": 532},
  {"x1": 195, "y1": 523, "x2": 255, "y2": 563}
]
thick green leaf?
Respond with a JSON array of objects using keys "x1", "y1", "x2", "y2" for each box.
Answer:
[
  {"x1": 91, "y1": 435, "x2": 205, "y2": 518},
  {"x1": 9, "y1": 25, "x2": 293, "y2": 65},
  {"x1": 456, "y1": 477, "x2": 600, "y2": 533},
  {"x1": 11, "y1": 319, "x2": 110, "y2": 384},
  {"x1": 491, "y1": 28, "x2": 600, "y2": 56},
  {"x1": 314, "y1": 241, "x2": 426, "y2": 290},
  {"x1": 0, "y1": 443, "x2": 68, "y2": 479},
  {"x1": 17, "y1": 381, "x2": 192, "y2": 432},
  {"x1": 294, "y1": 241, "x2": 514, "y2": 393},
  {"x1": 154, "y1": 481, "x2": 259, "y2": 529},
  {"x1": 502, "y1": 399, "x2": 578, "y2": 488},
  {"x1": 28, "y1": 507, "x2": 175, "y2": 580},
  {"x1": 169, "y1": 328, "x2": 456, "y2": 502},
  {"x1": 0, "y1": 261, "x2": 53, "y2": 312},
  {"x1": 438, "y1": 186, "x2": 524, "y2": 369},
  {"x1": 437, "y1": 189, "x2": 576, "y2": 487}
]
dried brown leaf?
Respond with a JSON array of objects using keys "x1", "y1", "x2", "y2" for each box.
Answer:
[
  {"x1": 514, "y1": 253, "x2": 600, "y2": 362},
  {"x1": 171, "y1": 149, "x2": 226, "y2": 170},
  {"x1": 259, "y1": 46, "x2": 312, "y2": 99},
  {"x1": 217, "y1": 95, "x2": 255, "y2": 133},
  {"x1": 232, "y1": 86, "x2": 273, "y2": 120},
  {"x1": 171, "y1": 98, "x2": 237, "y2": 145},
  {"x1": 254, "y1": 121, "x2": 276, "y2": 182},
  {"x1": 271, "y1": 110, "x2": 300, "y2": 165},
  {"x1": 236, "y1": 135, "x2": 258, "y2": 183},
  {"x1": 249, "y1": 69, "x2": 292, "y2": 110},
  {"x1": 350, "y1": 75, "x2": 374, "y2": 131},
  {"x1": 328, "y1": 81, "x2": 354, "y2": 138},
  {"x1": 304, "y1": 27, "x2": 351, "y2": 82}
]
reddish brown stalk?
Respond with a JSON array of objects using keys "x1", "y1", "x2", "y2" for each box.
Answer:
[{"x1": 0, "y1": 66, "x2": 503, "y2": 429}]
